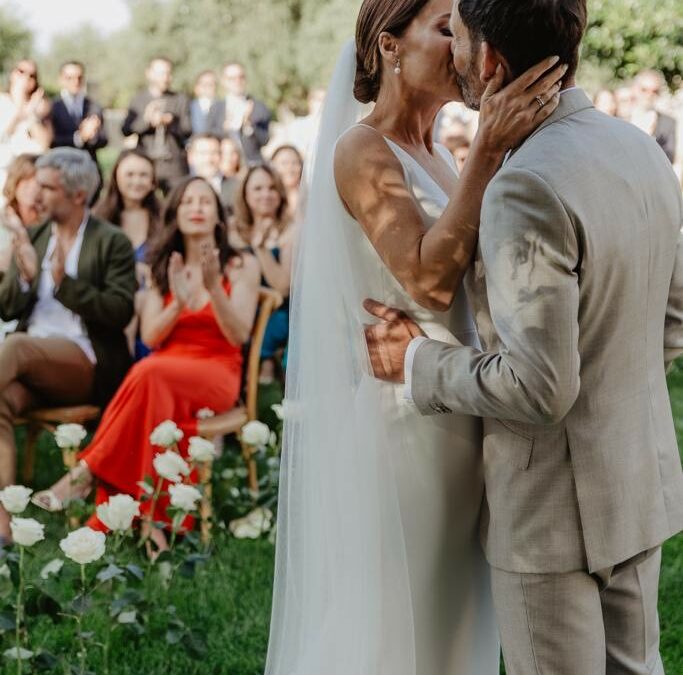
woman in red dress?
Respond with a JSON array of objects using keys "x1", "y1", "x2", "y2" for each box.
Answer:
[{"x1": 33, "y1": 177, "x2": 260, "y2": 554}]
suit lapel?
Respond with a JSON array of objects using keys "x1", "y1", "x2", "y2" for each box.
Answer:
[{"x1": 77, "y1": 216, "x2": 98, "y2": 281}]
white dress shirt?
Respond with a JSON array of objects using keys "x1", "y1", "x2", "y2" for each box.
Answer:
[{"x1": 26, "y1": 213, "x2": 97, "y2": 363}]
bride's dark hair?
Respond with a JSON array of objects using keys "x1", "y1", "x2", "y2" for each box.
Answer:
[{"x1": 354, "y1": 0, "x2": 430, "y2": 104}]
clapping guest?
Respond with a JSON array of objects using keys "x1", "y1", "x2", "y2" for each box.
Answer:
[
  {"x1": 0, "y1": 60, "x2": 52, "y2": 193},
  {"x1": 230, "y1": 165, "x2": 294, "y2": 383},
  {"x1": 50, "y1": 61, "x2": 108, "y2": 162},
  {"x1": 615, "y1": 85, "x2": 636, "y2": 121},
  {"x1": 0, "y1": 148, "x2": 136, "y2": 543},
  {"x1": 0, "y1": 154, "x2": 44, "y2": 276},
  {"x1": 122, "y1": 57, "x2": 192, "y2": 193},
  {"x1": 284, "y1": 87, "x2": 326, "y2": 158},
  {"x1": 190, "y1": 71, "x2": 219, "y2": 135},
  {"x1": 220, "y1": 136, "x2": 244, "y2": 179},
  {"x1": 271, "y1": 145, "x2": 303, "y2": 217},
  {"x1": 94, "y1": 149, "x2": 161, "y2": 359},
  {"x1": 443, "y1": 135, "x2": 471, "y2": 174},
  {"x1": 33, "y1": 177, "x2": 260, "y2": 558},
  {"x1": 208, "y1": 62, "x2": 271, "y2": 163},
  {"x1": 632, "y1": 70, "x2": 677, "y2": 163},
  {"x1": 187, "y1": 134, "x2": 238, "y2": 215}
]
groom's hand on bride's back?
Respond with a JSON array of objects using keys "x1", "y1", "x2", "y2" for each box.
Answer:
[{"x1": 363, "y1": 299, "x2": 425, "y2": 383}]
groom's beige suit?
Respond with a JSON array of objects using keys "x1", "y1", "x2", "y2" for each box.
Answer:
[{"x1": 411, "y1": 89, "x2": 683, "y2": 675}]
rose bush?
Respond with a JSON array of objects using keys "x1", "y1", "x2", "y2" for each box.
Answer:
[
  {"x1": 10, "y1": 517, "x2": 45, "y2": 547},
  {"x1": 60, "y1": 527, "x2": 106, "y2": 565},
  {"x1": 0, "y1": 485, "x2": 32, "y2": 514},
  {"x1": 153, "y1": 450, "x2": 191, "y2": 483},
  {"x1": 96, "y1": 494, "x2": 141, "y2": 532},
  {"x1": 150, "y1": 420, "x2": 184, "y2": 448}
]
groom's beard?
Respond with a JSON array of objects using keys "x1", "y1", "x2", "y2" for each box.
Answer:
[{"x1": 454, "y1": 64, "x2": 482, "y2": 111}]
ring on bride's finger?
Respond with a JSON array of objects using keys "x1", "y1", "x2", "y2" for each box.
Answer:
[{"x1": 535, "y1": 95, "x2": 545, "y2": 109}]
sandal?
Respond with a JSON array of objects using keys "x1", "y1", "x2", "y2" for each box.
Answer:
[{"x1": 31, "y1": 490, "x2": 64, "y2": 513}]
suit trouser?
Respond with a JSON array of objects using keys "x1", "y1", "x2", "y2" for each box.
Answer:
[
  {"x1": 0, "y1": 333, "x2": 94, "y2": 487},
  {"x1": 491, "y1": 547, "x2": 664, "y2": 675}
]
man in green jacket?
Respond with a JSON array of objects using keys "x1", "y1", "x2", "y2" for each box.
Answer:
[{"x1": 0, "y1": 147, "x2": 136, "y2": 542}]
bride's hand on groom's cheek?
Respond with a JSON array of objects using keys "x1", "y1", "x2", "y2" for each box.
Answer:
[{"x1": 363, "y1": 299, "x2": 425, "y2": 384}]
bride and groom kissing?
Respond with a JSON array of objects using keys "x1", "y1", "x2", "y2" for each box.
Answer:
[{"x1": 266, "y1": 1, "x2": 683, "y2": 674}]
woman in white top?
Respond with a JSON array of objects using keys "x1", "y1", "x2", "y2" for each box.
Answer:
[{"x1": 0, "y1": 60, "x2": 52, "y2": 195}]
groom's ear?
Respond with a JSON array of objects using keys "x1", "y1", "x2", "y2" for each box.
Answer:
[{"x1": 480, "y1": 42, "x2": 512, "y2": 85}]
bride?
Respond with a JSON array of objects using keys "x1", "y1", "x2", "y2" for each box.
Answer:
[{"x1": 265, "y1": 0, "x2": 564, "y2": 673}]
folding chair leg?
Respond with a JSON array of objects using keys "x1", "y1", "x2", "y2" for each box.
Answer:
[
  {"x1": 22, "y1": 424, "x2": 41, "y2": 485},
  {"x1": 240, "y1": 441, "x2": 259, "y2": 495},
  {"x1": 198, "y1": 462, "x2": 213, "y2": 545}
]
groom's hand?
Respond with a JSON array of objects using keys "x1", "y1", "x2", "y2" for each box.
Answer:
[{"x1": 364, "y1": 299, "x2": 425, "y2": 383}]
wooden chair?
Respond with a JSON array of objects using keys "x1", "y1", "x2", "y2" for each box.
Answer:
[
  {"x1": 17, "y1": 405, "x2": 101, "y2": 484},
  {"x1": 197, "y1": 287, "x2": 283, "y2": 541}
]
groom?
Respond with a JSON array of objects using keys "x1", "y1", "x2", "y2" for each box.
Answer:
[{"x1": 365, "y1": 1, "x2": 683, "y2": 673}]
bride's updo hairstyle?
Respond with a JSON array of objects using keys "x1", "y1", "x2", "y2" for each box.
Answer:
[{"x1": 354, "y1": 0, "x2": 430, "y2": 104}]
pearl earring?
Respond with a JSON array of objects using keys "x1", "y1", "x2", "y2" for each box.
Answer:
[{"x1": 394, "y1": 57, "x2": 401, "y2": 75}]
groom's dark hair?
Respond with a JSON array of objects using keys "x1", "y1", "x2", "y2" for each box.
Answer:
[{"x1": 458, "y1": 0, "x2": 587, "y2": 80}]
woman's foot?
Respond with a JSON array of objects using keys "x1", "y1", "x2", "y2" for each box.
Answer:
[{"x1": 32, "y1": 460, "x2": 93, "y2": 512}]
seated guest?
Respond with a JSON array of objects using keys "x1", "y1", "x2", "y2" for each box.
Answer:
[
  {"x1": 94, "y1": 149, "x2": 161, "y2": 359},
  {"x1": 220, "y1": 136, "x2": 244, "y2": 180},
  {"x1": 271, "y1": 145, "x2": 303, "y2": 218},
  {"x1": 631, "y1": 69, "x2": 677, "y2": 163},
  {"x1": 230, "y1": 165, "x2": 294, "y2": 383},
  {"x1": 33, "y1": 177, "x2": 260, "y2": 557},
  {"x1": 50, "y1": 61, "x2": 108, "y2": 163},
  {"x1": 121, "y1": 57, "x2": 192, "y2": 194},
  {"x1": 443, "y1": 134, "x2": 471, "y2": 173},
  {"x1": 187, "y1": 133, "x2": 237, "y2": 216},
  {"x1": 190, "y1": 71, "x2": 219, "y2": 135},
  {"x1": 0, "y1": 148, "x2": 136, "y2": 543},
  {"x1": 0, "y1": 59, "x2": 52, "y2": 194},
  {"x1": 1, "y1": 154, "x2": 43, "y2": 276}
]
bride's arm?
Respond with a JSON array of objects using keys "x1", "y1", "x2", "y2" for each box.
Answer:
[{"x1": 334, "y1": 58, "x2": 565, "y2": 312}]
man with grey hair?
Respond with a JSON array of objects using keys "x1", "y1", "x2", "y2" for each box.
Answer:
[{"x1": 0, "y1": 147, "x2": 136, "y2": 544}]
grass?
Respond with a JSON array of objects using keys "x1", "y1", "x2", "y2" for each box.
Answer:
[{"x1": 2, "y1": 371, "x2": 681, "y2": 675}]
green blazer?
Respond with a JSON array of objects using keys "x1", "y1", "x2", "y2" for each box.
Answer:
[{"x1": 0, "y1": 216, "x2": 137, "y2": 405}]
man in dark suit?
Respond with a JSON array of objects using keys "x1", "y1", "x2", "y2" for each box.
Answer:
[
  {"x1": 208, "y1": 62, "x2": 270, "y2": 164},
  {"x1": 186, "y1": 133, "x2": 239, "y2": 216},
  {"x1": 50, "y1": 61, "x2": 108, "y2": 162},
  {"x1": 122, "y1": 57, "x2": 192, "y2": 193},
  {"x1": 0, "y1": 148, "x2": 135, "y2": 541},
  {"x1": 190, "y1": 70, "x2": 219, "y2": 135},
  {"x1": 632, "y1": 70, "x2": 677, "y2": 164}
]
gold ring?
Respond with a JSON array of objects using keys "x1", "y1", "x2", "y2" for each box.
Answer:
[{"x1": 535, "y1": 95, "x2": 545, "y2": 109}]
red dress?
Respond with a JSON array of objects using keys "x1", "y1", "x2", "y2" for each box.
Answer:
[{"x1": 80, "y1": 281, "x2": 242, "y2": 531}]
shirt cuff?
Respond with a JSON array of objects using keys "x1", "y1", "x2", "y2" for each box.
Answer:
[
  {"x1": 73, "y1": 131, "x2": 84, "y2": 148},
  {"x1": 404, "y1": 336, "x2": 429, "y2": 404}
]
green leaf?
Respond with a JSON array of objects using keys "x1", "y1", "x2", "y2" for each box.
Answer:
[
  {"x1": 33, "y1": 650, "x2": 59, "y2": 671},
  {"x1": 0, "y1": 611, "x2": 15, "y2": 631},
  {"x1": 125, "y1": 564, "x2": 144, "y2": 581},
  {"x1": 165, "y1": 629, "x2": 183, "y2": 645},
  {"x1": 96, "y1": 564, "x2": 124, "y2": 583},
  {"x1": 70, "y1": 593, "x2": 92, "y2": 615},
  {"x1": 24, "y1": 588, "x2": 62, "y2": 619}
]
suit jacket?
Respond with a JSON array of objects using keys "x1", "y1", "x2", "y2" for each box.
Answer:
[
  {"x1": 121, "y1": 89, "x2": 192, "y2": 180},
  {"x1": 0, "y1": 216, "x2": 136, "y2": 406},
  {"x1": 411, "y1": 89, "x2": 683, "y2": 574},
  {"x1": 50, "y1": 95, "x2": 108, "y2": 160},
  {"x1": 654, "y1": 112, "x2": 677, "y2": 163},
  {"x1": 190, "y1": 98, "x2": 219, "y2": 135},
  {"x1": 206, "y1": 95, "x2": 270, "y2": 163}
]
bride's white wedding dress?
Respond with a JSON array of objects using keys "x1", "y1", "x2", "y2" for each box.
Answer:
[{"x1": 265, "y1": 42, "x2": 498, "y2": 675}]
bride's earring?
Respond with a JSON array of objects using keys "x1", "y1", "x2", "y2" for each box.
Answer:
[{"x1": 394, "y1": 57, "x2": 401, "y2": 75}]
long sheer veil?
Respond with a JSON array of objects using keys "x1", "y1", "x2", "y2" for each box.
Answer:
[{"x1": 264, "y1": 40, "x2": 417, "y2": 675}]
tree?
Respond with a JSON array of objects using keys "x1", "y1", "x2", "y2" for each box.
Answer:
[{"x1": 0, "y1": 7, "x2": 32, "y2": 81}]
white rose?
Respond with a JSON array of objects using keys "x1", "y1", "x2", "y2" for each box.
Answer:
[
  {"x1": 245, "y1": 507, "x2": 273, "y2": 532},
  {"x1": 149, "y1": 420, "x2": 184, "y2": 448},
  {"x1": 10, "y1": 517, "x2": 45, "y2": 547},
  {"x1": 40, "y1": 558, "x2": 64, "y2": 580},
  {"x1": 0, "y1": 564, "x2": 10, "y2": 579},
  {"x1": 54, "y1": 423, "x2": 87, "y2": 449},
  {"x1": 59, "y1": 527, "x2": 106, "y2": 565},
  {"x1": 152, "y1": 450, "x2": 190, "y2": 483},
  {"x1": 195, "y1": 408, "x2": 215, "y2": 420},
  {"x1": 271, "y1": 404, "x2": 284, "y2": 420},
  {"x1": 241, "y1": 420, "x2": 271, "y2": 447},
  {"x1": 0, "y1": 485, "x2": 32, "y2": 514},
  {"x1": 168, "y1": 484, "x2": 202, "y2": 512},
  {"x1": 188, "y1": 436, "x2": 216, "y2": 463},
  {"x1": 117, "y1": 610, "x2": 137, "y2": 624},
  {"x1": 228, "y1": 518, "x2": 262, "y2": 539},
  {"x1": 96, "y1": 494, "x2": 140, "y2": 532},
  {"x1": 3, "y1": 647, "x2": 33, "y2": 661}
]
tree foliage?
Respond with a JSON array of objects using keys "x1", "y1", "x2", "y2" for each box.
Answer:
[{"x1": 0, "y1": 7, "x2": 32, "y2": 82}]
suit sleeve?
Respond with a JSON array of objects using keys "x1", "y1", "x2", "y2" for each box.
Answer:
[
  {"x1": 664, "y1": 195, "x2": 683, "y2": 368},
  {"x1": 167, "y1": 94, "x2": 192, "y2": 145},
  {"x1": 54, "y1": 231, "x2": 136, "y2": 329},
  {"x1": 86, "y1": 101, "x2": 108, "y2": 152},
  {"x1": 0, "y1": 259, "x2": 36, "y2": 321},
  {"x1": 411, "y1": 167, "x2": 581, "y2": 425},
  {"x1": 250, "y1": 101, "x2": 271, "y2": 148},
  {"x1": 122, "y1": 94, "x2": 152, "y2": 137},
  {"x1": 50, "y1": 103, "x2": 76, "y2": 148}
]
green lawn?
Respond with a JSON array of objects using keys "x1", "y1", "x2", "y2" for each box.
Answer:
[{"x1": 2, "y1": 370, "x2": 682, "y2": 675}]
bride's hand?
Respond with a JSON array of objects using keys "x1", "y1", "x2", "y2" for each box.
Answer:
[{"x1": 476, "y1": 56, "x2": 568, "y2": 154}]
